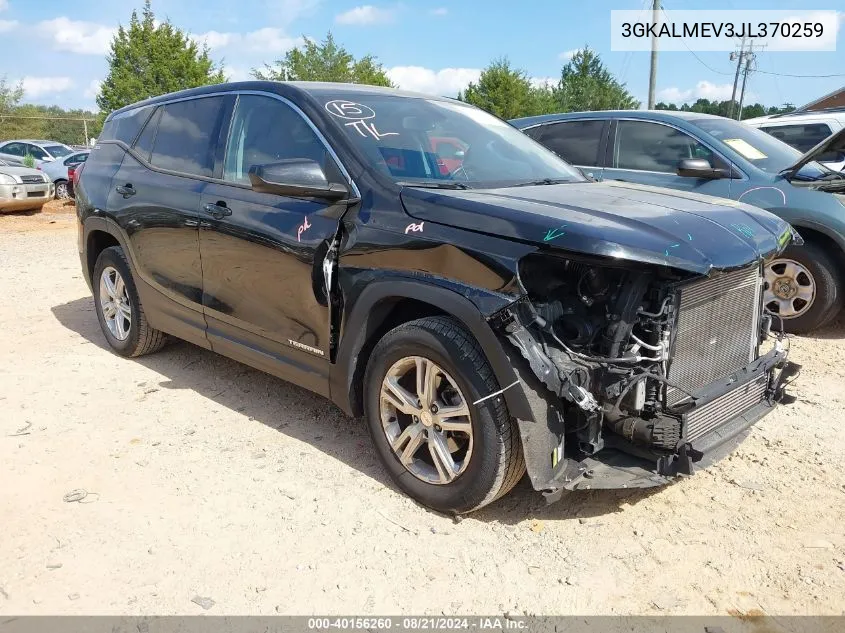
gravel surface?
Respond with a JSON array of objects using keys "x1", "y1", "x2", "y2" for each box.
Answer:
[{"x1": 1, "y1": 211, "x2": 844, "y2": 615}]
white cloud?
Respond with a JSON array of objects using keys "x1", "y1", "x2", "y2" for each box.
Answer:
[
  {"x1": 530, "y1": 76, "x2": 556, "y2": 89},
  {"x1": 193, "y1": 28, "x2": 303, "y2": 54},
  {"x1": 0, "y1": 20, "x2": 17, "y2": 32},
  {"x1": 269, "y1": 0, "x2": 321, "y2": 25},
  {"x1": 225, "y1": 66, "x2": 253, "y2": 82},
  {"x1": 559, "y1": 49, "x2": 579, "y2": 61},
  {"x1": 657, "y1": 81, "x2": 741, "y2": 104},
  {"x1": 194, "y1": 30, "x2": 236, "y2": 49},
  {"x1": 83, "y1": 79, "x2": 102, "y2": 100},
  {"x1": 244, "y1": 28, "x2": 303, "y2": 53},
  {"x1": 387, "y1": 66, "x2": 481, "y2": 96},
  {"x1": 0, "y1": 0, "x2": 8, "y2": 12},
  {"x1": 430, "y1": 8, "x2": 448, "y2": 16},
  {"x1": 37, "y1": 17, "x2": 116, "y2": 55},
  {"x1": 335, "y1": 5, "x2": 395, "y2": 26},
  {"x1": 21, "y1": 76, "x2": 74, "y2": 99}
]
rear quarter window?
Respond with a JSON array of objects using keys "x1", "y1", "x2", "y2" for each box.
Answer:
[{"x1": 100, "y1": 106, "x2": 155, "y2": 146}]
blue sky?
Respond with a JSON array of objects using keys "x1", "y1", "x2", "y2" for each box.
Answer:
[{"x1": 0, "y1": 0, "x2": 843, "y2": 112}]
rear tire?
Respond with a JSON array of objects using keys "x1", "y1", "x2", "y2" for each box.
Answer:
[
  {"x1": 765, "y1": 242, "x2": 842, "y2": 334},
  {"x1": 93, "y1": 246, "x2": 167, "y2": 357},
  {"x1": 364, "y1": 316, "x2": 525, "y2": 514},
  {"x1": 54, "y1": 179, "x2": 69, "y2": 200}
]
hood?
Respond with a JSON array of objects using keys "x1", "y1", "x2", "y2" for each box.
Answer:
[
  {"x1": 783, "y1": 126, "x2": 845, "y2": 179},
  {"x1": 0, "y1": 164, "x2": 46, "y2": 179},
  {"x1": 400, "y1": 180, "x2": 792, "y2": 275}
]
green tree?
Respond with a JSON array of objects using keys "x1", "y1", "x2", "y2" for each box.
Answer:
[
  {"x1": 1, "y1": 76, "x2": 23, "y2": 116},
  {"x1": 554, "y1": 47, "x2": 639, "y2": 111},
  {"x1": 97, "y1": 0, "x2": 225, "y2": 114},
  {"x1": 458, "y1": 58, "x2": 537, "y2": 120},
  {"x1": 253, "y1": 32, "x2": 392, "y2": 86}
]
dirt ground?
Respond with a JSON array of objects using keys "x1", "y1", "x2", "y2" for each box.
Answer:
[{"x1": 1, "y1": 207, "x2": 844, "y2": 616}]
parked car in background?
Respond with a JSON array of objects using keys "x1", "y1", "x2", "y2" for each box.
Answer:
[
  {"x1": 68, "y1": 160, "x2": 86, "y2": 199},
  {"x1": 0, "y1": 158, "x2": 54, "y2": 212},
  {"x1": 513, "y1": 110, "x2": 845, "y2": 333},
  {"x1": 0, "y1": 140, "x2": 76, "y2": 167},
  {"x1": 39, "y1": 150, "x2": 90, "y2": 198},
  {"x1": 745, "y1": 109, "x2": 845, "y2": 172},
  {"x1": 77, "y1": 82, "x2": 796, "y2": 513}
]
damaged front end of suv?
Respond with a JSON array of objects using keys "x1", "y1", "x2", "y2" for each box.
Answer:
[{"x1": 491, "y1": 228, "x2": 800, "y2": 499}]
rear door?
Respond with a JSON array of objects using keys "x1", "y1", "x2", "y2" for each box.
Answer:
[
  {"x1": 602, "y1": 119, "x2": 734, "y2": 197},
  {"x1": 197, "y1": 93, "x2": 348, "y2": 396},
  {"x1": 105, "y1": 96, "x2": 229, "y2": 347},
  {"x1": 528, "y1": 119, "x2": 608, "y2": 180}
]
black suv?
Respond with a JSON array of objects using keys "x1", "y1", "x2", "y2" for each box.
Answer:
[{"x1": 77, "y1": 82, "x2": 798, "y2": 513}]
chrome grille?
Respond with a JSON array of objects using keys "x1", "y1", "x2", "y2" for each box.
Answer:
[
  {"x1": 20, "y1": 175, "x2": 45, "y2": 184},
  {"x1": 683, "y1": 375, "x2": 768, "y2": 442},
  {"x1": 666, "y1": 265, "x2": 761, "y2": 406}
]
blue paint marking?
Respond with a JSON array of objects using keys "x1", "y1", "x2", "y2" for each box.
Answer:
[
  {"x1": 687, "y1": 233, "x2": 693, "y2": 241},
  {"x1": 544, "y1": 225, "x2": 567, "y2": 242},
  {"x1": 730, "y1": 223, "x2": 756, "y2": 239},
  {"x1": 664, "y1": 243, "x2": 681, "y2": 257}
]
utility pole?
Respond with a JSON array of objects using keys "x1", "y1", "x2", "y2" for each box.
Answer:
[
  {"x1": 647, "y1": 0, "x2": 660, "y2": 109},
  {"x1": 737, "y1": 42, "x2": 756, "y2": 121},
  {"x1": 728, "y1": 36, "x2": 746, "y2": 119},
  {"x1": 83, "y1": 118, "x2": 89, "y2": 145}
]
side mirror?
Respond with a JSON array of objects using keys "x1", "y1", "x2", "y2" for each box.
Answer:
[
  {"x1": 454, "y1": 149, "x2": 466, "y2": 159},
  {"x1": 677, "y1": 158, "x2": 728, "y2": 179},
  {"x1": 248, "y1": 159, "x2": 349, "y2": 200}
]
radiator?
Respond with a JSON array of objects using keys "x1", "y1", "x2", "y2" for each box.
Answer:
[
  {"x1": 666, "y1": 265, "x2": 762, "y2": 406},
  {"x1": 683, "y1": 374, "x2": 768, "y2": 442}
]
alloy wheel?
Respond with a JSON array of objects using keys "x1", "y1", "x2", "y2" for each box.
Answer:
[
  {"x1": 764, "y1": 258, "x2": 816, "y2": 319},
  {"x1": 379, "y1": 356, "x2": 473, "y2": 485},
  {"x1": 99, "y1": 266, "x2": 132, "y2": 340}
]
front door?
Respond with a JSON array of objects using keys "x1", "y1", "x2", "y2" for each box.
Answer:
[
  {"x1": 198, "y1": 94, "x2": 347, "y2": 396},
  {"x1": 602, "y1": 119, "x2": 734, "y2": 198}
]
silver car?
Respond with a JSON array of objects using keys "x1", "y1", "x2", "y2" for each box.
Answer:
[
  {"x1": 0, "y1": 159, "x2": 54, "y2": 212},
  {"x1": 39, "y1": 150, "x2": 90, "y2": 198},
  {"x1": 0, "y1": 139, "x2": 76, "y2": 167}
]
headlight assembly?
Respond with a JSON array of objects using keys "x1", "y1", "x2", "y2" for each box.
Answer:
[{"x1": 0, "y1": 173, "x2": 17, "y2": 185}]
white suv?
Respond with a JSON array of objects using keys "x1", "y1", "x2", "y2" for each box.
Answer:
[{"x1": 744, "y1": 110, "x2": 845, "y2": 172}]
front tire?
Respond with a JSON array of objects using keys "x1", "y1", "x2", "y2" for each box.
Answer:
[
  {"x1": 93, "y1": 246, "x2": 167, "y2": 357},
  {"x1": 765, "y1": 242, "x2": 843, "y2": 334},
  {"x1": 364, "y1": 316, "x2": 525, "y2": 514}
]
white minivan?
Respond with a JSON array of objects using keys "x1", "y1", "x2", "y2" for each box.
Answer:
[{"x1": 745, "y1": 110, "x2": 845, "y2": 172}]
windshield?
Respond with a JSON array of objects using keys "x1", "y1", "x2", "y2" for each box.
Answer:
[
  {"x1": 689, "y1": 117, "x2": 833, "y2": 181},
  {"x1": 44, "y1": 145, "x2": 73, "y2": 158},
  {"x1": 321, "y1": 95, "x2": 584, "y2": 187}
]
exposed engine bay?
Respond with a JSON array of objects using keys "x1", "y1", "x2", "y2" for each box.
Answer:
[{"x1": 492, "y1": 252, "x2": 798, "y2": 492}]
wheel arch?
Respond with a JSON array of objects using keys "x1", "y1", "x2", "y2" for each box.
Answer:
[
  {"x1": 790, "y1": 222, "x2": 845, "y2": 276},
  {"x1": 330, "y1": 279, "x2": 532, "y2": 422}
]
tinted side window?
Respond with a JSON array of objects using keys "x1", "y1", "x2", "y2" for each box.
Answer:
[
  {"x1": 101, "y1": 106, "x2": 154, "y2": 145},
  {"x1": 150, "y1": 97, "x2": 226, "y2": 178},
  {"x1": 539, "y1": 120, "x2": 604, "y2": 165},
  {"x1": 614, "y1": 120, "x2": 714, "y2": 172},
  {"x1": 133, "y1": 107, "x2": 161, "y2": 162},
  {"x1": 27, "y1": 145, "x2": 48, "y2": 160},
  {"x1": 760, "y1": 123, "x2": 832, "y2": 153},
  {"x1": 2, "y1": 142, "x2": 25, "y2": 156},
  {"x1": 223, "y1": 95, "x2": 329, "y2": 184}
]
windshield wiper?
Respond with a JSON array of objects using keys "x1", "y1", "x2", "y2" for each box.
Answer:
[
  {"x1": 509, "y1": 178, "x2": 573, "y2": 187},
  {"x1": 396, "y1": 181, "x2": 469, "y2": 190}
]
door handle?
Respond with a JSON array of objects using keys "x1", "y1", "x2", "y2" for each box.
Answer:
[
  {"x1": 115, "y1": 184, "x2": 136, "y2": 198},
  {"x1": 202, "y1": 201, "x2": 232, "y2": 219}
]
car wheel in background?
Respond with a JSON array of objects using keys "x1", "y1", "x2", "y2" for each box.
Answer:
[
  {"x1": 54, "y1": 180, "x2": 69, "y2": 199},
  {"x1": 93, "y1": 246, "x2": 168, "y2": 357},
  {"x1": 364, "y1": 316, "x2": 525, "y2": 514},
  {"x1": 764, "y1": 242, "x2": 843, "y2": 334}
]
